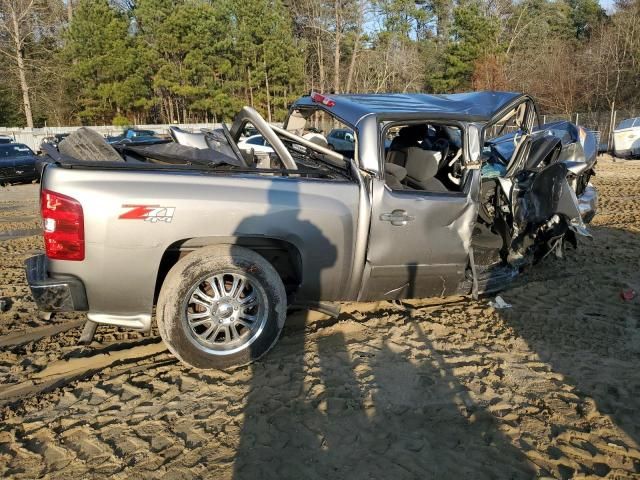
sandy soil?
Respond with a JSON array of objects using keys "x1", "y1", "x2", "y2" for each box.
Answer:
[{"x1": 0, "y1": 157, "x2": 639, "y2": 479}]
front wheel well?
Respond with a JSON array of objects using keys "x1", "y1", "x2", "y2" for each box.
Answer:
[{"x1": 154, "y1": 237, "x2": 302, "y2": 303}]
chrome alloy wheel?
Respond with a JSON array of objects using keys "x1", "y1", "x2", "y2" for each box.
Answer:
[{"x1": 183, "y1": 272, "x2": 267, "y2": 355}]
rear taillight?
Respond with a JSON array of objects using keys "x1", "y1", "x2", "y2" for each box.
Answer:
[{"x1": 41, "y1": 189, "x2": 85, "y2": 261}]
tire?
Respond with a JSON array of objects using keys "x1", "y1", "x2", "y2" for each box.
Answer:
[{"x1": 156, "y1": 244, "x2": 287, "y2": 369}]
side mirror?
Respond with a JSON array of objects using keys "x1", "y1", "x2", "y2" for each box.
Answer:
[
  {"x1": 467, "y1": 124, "x2": 481, "y2": 166},
  {"x1": 345, "y1": 133, "x2": 354, "y2": 143}
]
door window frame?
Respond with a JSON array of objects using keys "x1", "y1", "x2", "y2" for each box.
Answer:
[
  {"x1": 483, "y1": 97, "x2": 538, "y2": 144},
  {"x1": 378, "y1": 118, "x2": 472, "y2": 198}
]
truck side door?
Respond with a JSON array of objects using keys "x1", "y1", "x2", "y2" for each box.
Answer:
[{"x1": 359, "y1": 122, "x2": 481, "y2": 301}]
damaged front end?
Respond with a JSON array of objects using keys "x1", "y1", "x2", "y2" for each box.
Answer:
[
  {"x1": 510, "y1": 161, "x2": 594, "y2": 262},
  {"x1": 470, "y1": 105, "x2": 598, "y2": 294}
]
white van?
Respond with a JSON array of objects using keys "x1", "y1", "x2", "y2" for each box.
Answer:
[{"x1": 613, "y1": 117, "x2": 640, "y2": 158}]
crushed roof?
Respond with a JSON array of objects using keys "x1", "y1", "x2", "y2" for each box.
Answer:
[{"x1": 293, "y1": 91, "x2": 525, "y2": 125}]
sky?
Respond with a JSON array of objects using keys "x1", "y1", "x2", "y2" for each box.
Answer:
[{"x1": 600, "y1": 0, "x2": 616, "y2": 13}]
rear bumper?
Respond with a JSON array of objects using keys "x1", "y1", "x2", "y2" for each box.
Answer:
[{"x1": 25, "y1": 254, "x2": 88, "y2": 312}]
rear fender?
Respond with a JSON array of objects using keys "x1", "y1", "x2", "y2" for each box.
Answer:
[{"x1": 156, "y1": 236, "x2": 303, "y2": 300}]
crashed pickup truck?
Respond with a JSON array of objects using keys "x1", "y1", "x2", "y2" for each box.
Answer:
[{"x1": 26, "y1": 91, "x2": 598, "y2": 369}]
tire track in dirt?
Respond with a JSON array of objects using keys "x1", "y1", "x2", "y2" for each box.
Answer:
[
  {"x1": 0, "y1": 339, "x2": 167, "y2": 405},
  {"x1": 0, "y1": 319, "x2": 85, "y2": 348}
]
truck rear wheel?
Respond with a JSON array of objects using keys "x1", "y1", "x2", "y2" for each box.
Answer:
[{"x1": 156, "y1": 244, "x2": 286, "y2": 369}]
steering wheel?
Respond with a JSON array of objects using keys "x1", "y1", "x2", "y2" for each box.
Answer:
[{"x1": 443, "y1": 147, "x2": 464, "y2": 186}]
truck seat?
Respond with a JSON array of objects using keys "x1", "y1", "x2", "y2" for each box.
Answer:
[
  {"x1": 385, "y1": 126, "x2": 426, "y2": 167},
  {"x1": 386, "y1": 148, "x2": 407, "y2": 167},
  {"x1": 384, "y1": 162, "x2": 407, "y2": 189},
  {"x1": 404, "y1": 147, "x2": 448, "y2": 192}
]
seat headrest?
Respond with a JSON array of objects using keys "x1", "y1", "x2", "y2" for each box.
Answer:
[
  {"x1": 385, "y1": 162, "x2": 407, "y2": 181},
  {"x1": 405, "y1": 147, "x2": 441, "y2": 183}
]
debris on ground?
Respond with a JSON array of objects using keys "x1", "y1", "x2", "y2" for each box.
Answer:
[
  {"x1": 489, "y1": 295, "x2": 512, "y2": 309},
  {"x1": 620, "y1": 288, "x2": 637, "y2": 301}
]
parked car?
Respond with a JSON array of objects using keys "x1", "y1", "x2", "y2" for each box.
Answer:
[
  {"x1": 106, "y1": 128, "x2": 164, "y2": 145},
  {"x1": 0, "y1": 135, "x2": 14, "y2": 144},
  {"x1": 0, "y1": 143, "x2": 39, "y2": 185},
  {"x1": 612, "y1": 117, "x2": 640, "y2": 158},
  {"x1": 237, "y1": 134, "x2": 274, "y2": 153},
  {"x1": 327, "y1": 128, "x2": 355, "y2": 153},
  {"x1": 26, "y1": 91, "x2": 597, "y2": 370}
]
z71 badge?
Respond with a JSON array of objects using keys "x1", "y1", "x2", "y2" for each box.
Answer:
[{"x1": 119, "y1": 205, "x2": 176, "y2": 223}]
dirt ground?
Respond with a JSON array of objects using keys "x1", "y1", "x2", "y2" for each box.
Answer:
[{"x1": 0, "y1": 157, "x2": 639, "y2": 479}]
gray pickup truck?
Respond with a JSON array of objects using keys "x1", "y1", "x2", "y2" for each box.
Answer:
[{"x1": 26, "y1": 91, "x2": 598, "y2": 369}]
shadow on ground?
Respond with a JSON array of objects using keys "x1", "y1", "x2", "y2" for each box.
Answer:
[{"x1": 233, "y1": 224, "x2": 640, "y2": 479}]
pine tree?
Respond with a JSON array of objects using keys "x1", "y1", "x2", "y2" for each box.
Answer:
[
  {"x1": 0, "y1": 82, "x2": 24, "y2": 127},
  {"x1": 426, "y1": 1, "x2": 500, "y2": 92},
  {"x1": 62, "y1": 0, "x2": 146, "y2": 123},
  {"x1": 566, "y1": 0, "x2": 606, "y2": 39},
  {"x1": 226, "y1": 0, "x2": 304, "y2": 120}
]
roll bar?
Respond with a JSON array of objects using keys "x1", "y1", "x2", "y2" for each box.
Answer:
[{"x1": 230, "y1": 107, "x2": 297, "y2": 170}]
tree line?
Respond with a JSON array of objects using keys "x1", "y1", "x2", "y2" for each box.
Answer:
[{"x1": 0, "y1": 0, "x2": 638, "y2": 127}]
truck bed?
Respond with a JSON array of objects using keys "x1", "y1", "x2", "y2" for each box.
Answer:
[{"x1": 41, "y1": 163, "x2": 360, "y2": 330}]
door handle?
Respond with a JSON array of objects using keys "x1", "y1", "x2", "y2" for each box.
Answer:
[{"x1": 380, "y1": 209, "x2": 415, "y2": 226}]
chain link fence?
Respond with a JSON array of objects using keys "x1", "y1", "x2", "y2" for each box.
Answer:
[{"x1": 541, "y1": 110, "x2": 640, "y2": 152}]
